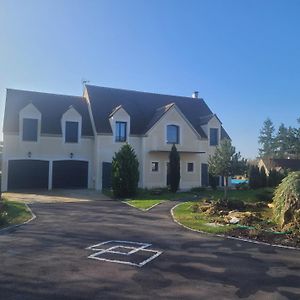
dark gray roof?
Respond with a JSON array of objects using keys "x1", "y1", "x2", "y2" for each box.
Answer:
[
  {"x1": 3, "y1": 89, "x2": 93, "y2": 136},
  {"x1": 262, "y1": 158, "x2": 300, "y2": 172},
  {"x1": 86, "y1": 85, "x2": 227, "y2": 138}
]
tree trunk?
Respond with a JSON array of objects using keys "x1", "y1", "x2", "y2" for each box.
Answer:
[{"x1": 224, "y1": 176, "x2": 229, "y2": 200}]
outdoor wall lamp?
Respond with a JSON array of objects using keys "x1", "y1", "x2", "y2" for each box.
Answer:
[
  {"x1": 70, "y1": 152, "x2": 74, "y2": 159},
  {"x1": 27, "y1": 151, "x2": 32, "y2": 158}
]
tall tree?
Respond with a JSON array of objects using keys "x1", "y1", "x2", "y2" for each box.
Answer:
[
  {"x1": 209, "y1": 139, "x2": 247, "y2": 199},
  {"x1": 169, "y1": 144, "x2": 180, "y2": 193},
  {"x1": 275, "y1": 123, "x2": 288, "y2": 158},
  {"x1": 258, "y1": 118, "x2": 275, "y2": 158},
  {"x1": 112, "y1": 143, "x2": 139, "y2": 198}
]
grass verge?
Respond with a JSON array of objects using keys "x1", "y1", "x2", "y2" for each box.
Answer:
[
  {"x1": 0, "y1": 199, "x2": 32, "y2": 229},
  {"x1": 172, "y1": 201, "x2": 235, "y2": 234},
  {"x1": 103, "y1": 188, "x2": 197, "y2": 201},
  {"x1": 124, "y1": 199, "x2": 164, "y2": 211}
]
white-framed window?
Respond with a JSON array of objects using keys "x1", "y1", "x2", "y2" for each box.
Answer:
[
  {"x1": 187, "y1": 162, "x2": 194, "y2": 172},
  {"x1": 166, "y1": 124, "x2": 180, "y2": 144},
  {"x1": 151, "y1": 162, "x2": 159, "y2": 172},
  {"x1": 22, "y1": 118, "x2": 38, "y2": 141},
  {"x1": 115, "y1": 121, "x2": 127, "y2": 142},
  {"x1": 210, "y1": 128, "x2": 219, "y2": 146},
  {"x1": 65, "y1": 121, "x2": 79, "y2": 143}
]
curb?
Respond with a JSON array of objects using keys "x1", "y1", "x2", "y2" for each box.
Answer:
[
  {"x1": 170, "y1": 202, "x2": 299, "y2": 251},
  {"x1": 0, "y1": 203, "x2": 36, "y2": 234}
]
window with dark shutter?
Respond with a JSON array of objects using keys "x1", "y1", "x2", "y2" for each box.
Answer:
[
  {"x1": 22, "y1": 118, "x2": 38, "y2": 141},
  {"x1": 65, "y1": 121, "x2": 79, "y2": 143}
]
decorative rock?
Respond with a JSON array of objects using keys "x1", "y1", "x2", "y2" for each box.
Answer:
[{"x1": 229, "y1": 217, "x2": 240, "y2": 224}]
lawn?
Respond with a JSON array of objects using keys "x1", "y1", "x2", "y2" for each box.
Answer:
[
  {"x1": 0, "y1": 199, "x2": 32, "y2": 229},
  {"x1": 173, "y1": 201, "x2": 235, "y2": 234},
  {"x1": 196, "y1": 187, "x2": 274, "y2": 203},
  {"x1": 103, "y1": 188, "x2": 198, "y2": 201},
  {"x1": 124, "y1": 199, "x2": 164, "y2": 211}
]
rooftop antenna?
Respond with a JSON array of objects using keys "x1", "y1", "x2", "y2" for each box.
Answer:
[{"x1": 81, "y1": 78, "x2": 90, "y2": 95}]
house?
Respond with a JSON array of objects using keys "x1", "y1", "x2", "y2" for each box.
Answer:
[
  {"x1": 258, "y1": 158, "x2": 300, "y2": 176},
  {"x1": 1, "y1": 85, "x2": 230, "y2": 191}
]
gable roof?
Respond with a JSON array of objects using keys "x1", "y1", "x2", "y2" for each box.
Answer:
[
  {"x1": 261, "y1": 158, "x2": 300, "y2": 172},
  {"x1": 3, "y1": 89, "x2": 93, "y2": 136},
  {"x1": 86, "y1": 85, "x2": 227, "y2": 138}
]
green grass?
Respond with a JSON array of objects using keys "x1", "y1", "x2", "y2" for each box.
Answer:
[
  {"x1": 0, "y1": 199, "x2": 32, "y2": 229},
  {"x1": 196, "y1": 187, "x2": 274, "y2": 203},
  {"x1": 103, "y1": 187, "x2": 274, "y2": 203},
  {"x1": 173, "y1": 202, "x2": 235, "y2": 234},
  {"x1": 124, "y1": 199, "x2": 164, "y2": 211},
  {"x1": 103, "y1": 188, "x2": 197, "y2": 201}
]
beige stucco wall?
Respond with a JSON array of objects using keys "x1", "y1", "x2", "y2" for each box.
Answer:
[{"x1": 2, "y1": 97, "x2": 225, "y2": 192}]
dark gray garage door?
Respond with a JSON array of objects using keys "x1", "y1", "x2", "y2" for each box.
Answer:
[
  {"x1": 52, "y1": 160, "x2": 88, "y2": 189},
  {"x1": 8, "y1": 159, "x2": 49, "y2": 190}
]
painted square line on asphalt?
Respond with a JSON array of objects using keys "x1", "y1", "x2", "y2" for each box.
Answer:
[{"x1": 86, "y1": 240, "x2": 162, "y2": 267}]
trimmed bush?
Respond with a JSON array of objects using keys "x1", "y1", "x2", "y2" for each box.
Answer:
[
  {"x1": 112, "y1": 144, "x2": 139, "y2": 198},
  {"x1": 273, "y1": 171, "x2": 300, "y2": 229}
]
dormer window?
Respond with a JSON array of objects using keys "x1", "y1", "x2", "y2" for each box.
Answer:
[
  {"x1": 167, "y1": 125, "x2": 179, "y2": 144},
  {"x1": 65, "y1": 121, "x2": 79, "y2": 143},
  {"x1": 115, "y1": 121, "x2": 127, "y2": 142},
  {"x1": 210, "y1": 128, "x2": 219, "y2": 146},
  {"x1": 22, "y1": 118, "x2": 38, "y2": 141}
]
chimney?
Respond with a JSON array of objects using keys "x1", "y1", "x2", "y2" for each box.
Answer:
[{"x1": 192, "y1": 91, "x2": 199, "y2": 99}]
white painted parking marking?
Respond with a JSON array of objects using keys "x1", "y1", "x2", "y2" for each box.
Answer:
[{"x1": 86, "y1": 240, "x2": 162, "y2": 267}]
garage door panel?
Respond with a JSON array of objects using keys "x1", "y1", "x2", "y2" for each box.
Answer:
[
  {"x1": 52, "y1": 160, "x2": 88, "y2": 189},
  {"x1": 8, "y1": 160, "x2": 49, "y2": 190}
]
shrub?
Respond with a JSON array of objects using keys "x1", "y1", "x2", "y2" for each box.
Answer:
[
  {"x1": 209, "y1": 174, "x2": 219, "y2": 190},
  {"x1": 273, "y1": 171, "x2": 300, "y2": 229},
  {"x1": 255, "y1": 190, "x2": 273, "y2": 202},
  {"x1": 248, "y1": 165, "x2": 261, "y2": 189},
  {"x1": 235, "y1": 182, "x2": 248, "y2": 190},
  {"x1": 169, "y1": 144, "x2": 180, "y2": 193},
  {"x1": 260, "y1": 166, "x2": 267, "y2": 188},
  {"x1": 191, "y1": 187, "x2": 207, "y2": 193},
  {"x1": 268, "y1": 169, "x2": 285, "y2": 187},
  {"x1": 112, "y1": 144, "x2": 139, "y2": 198},
  {"x1": 227, "y1": 198, "x2": 245, "y2": 210}
]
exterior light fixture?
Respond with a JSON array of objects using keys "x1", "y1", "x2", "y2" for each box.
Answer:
[
  {"x1": 70, "y1": 152, "x2": 74, "y2": 159},
  {"x1": 28, "y1": 151, "x2": 32, "y2": 158}
]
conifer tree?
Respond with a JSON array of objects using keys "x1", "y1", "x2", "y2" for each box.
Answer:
[{"x1": 169, "y1": 144, "x2": 180, "y2": 193}]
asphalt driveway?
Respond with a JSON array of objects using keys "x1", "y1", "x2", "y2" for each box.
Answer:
[{"x1": 1, "y1": 194, "x2": 300, "y2": 299}]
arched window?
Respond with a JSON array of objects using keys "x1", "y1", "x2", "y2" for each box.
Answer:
[{"x1": 167, "y1": 125, "x2": 179, "y2": 144}]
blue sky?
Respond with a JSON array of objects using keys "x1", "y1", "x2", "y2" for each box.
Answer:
[{"x1": 0, "y1": 0, "x2": 299, "y2": 158}]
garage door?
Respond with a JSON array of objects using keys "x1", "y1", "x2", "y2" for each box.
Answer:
[
  {"x1": 8, "y1": 159, "x2": 49, "y2": 190},
  {"x1": 52, "y1": 160, "x2": 88, "y2": 189}
]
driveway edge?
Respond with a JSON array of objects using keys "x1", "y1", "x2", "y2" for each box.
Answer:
[
  {"x1": 0, "y1": 203, "x2": 36, "y2": 234},
  {"x1": 170, "y1": 202, "x2": 299, "y2": 251}
]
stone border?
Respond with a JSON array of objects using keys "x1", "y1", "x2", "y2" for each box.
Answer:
[
  {"x1": 0, "y1": 203, "x2": 36, "y2": 234},
  {"x1": 170, "y1": 202, "x2": 300, "y2": 251},
  {"x1": 122, "y1": 200, "x2": 164, "y2": 212}
]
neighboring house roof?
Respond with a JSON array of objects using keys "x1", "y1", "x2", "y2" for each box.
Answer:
[
  {"x1": 261, "y1": 158, "x2": 300, "y2": 172},
  {"x1": 86, "y1": 85, "x2": 229, "y2": 138},
  {"x1": 3, "y1": 89, "x2": 93, "y2": 136}
]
